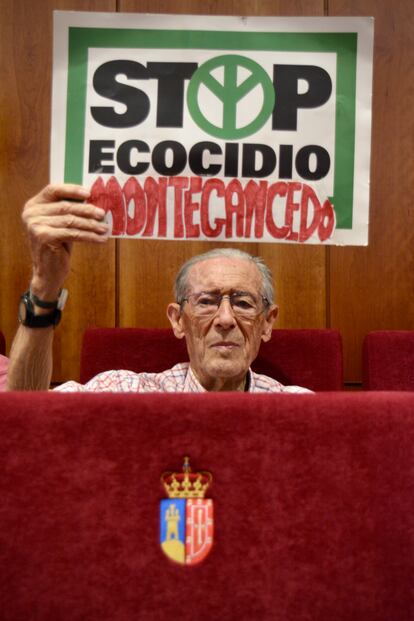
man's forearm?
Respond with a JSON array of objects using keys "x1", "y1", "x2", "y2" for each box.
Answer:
[
  {"x1": 7, "y1": 183, "x2": 109, "y2": 391},
  {"x1": 6, "y1": 325, "x2": 54, "y2": 390}
]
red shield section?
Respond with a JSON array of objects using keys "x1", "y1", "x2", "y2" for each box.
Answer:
[{"x1": 185, "y1": 499, "x2": 214, "y2": 565}]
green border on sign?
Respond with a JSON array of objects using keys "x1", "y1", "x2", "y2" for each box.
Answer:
[{"x1": 65, "y1": 28, "x2": 357, "y2": 228}]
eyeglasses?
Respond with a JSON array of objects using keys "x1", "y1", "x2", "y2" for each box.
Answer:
[{"x1": 180, "y1": 291, "x2": 269, "y2": 319}]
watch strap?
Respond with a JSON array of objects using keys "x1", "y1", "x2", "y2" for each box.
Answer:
[{"x1": 29, "y1": 288, "x2": 68, "y2": 310}]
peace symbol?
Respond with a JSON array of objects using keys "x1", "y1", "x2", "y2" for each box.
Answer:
[{"x1": 187, "y1": 54, "x2": 275, "y2": 140}]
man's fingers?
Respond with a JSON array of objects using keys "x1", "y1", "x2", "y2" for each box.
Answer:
[
  {"x1": 22, "y1": 184, "x2": 110, "y2": 248},
  {"x1": 47, "y1": 214, "x2": 109, "y2": 233},
  {"x1": 25, "y1": 201, "x2": 106, "y2": 221},
  {"x1": 31, "y1": 214, "x2": 109, "y2": 235},
  {"x1": 31, "y1": 225, "x2": 109, "y2": 245},
  {"x1": 31, "y1": 183, "x2": 90, "y2": 204}
]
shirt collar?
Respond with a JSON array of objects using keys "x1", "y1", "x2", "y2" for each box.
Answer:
[{"x1": 183, "y1": 365, "x2": 252, "y2": 393}]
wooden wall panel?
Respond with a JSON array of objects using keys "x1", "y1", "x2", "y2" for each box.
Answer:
[
  {"x1": 118, "y1": 0, "x2": 327, "y2": 331},
  {"x1": 328, "y1": 0, "x2": 414, "y2": 382},
  {"x1": 0, "y1": 0, "x2": 116, "y2": 383}
]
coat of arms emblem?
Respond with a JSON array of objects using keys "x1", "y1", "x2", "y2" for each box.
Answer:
[{"x1": 160, "y1": 457, "x2": 213, "y2": 565}]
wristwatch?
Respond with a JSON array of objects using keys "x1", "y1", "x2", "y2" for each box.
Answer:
[{"x1": 18, "y1": 289, "x2": 68, "y2": 328}]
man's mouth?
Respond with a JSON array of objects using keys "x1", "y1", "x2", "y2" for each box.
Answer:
[{"x1": 211, "y1": 342, "x2": 240, "y2": 350}]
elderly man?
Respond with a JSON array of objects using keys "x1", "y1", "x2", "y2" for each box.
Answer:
[{"x1": 7, "y1": 184, "x2": 309, "y2": 393}]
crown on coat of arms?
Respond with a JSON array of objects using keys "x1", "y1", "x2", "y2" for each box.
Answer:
[{"x1": 161, "y1": 456, "x2": 212, "y2": 499}]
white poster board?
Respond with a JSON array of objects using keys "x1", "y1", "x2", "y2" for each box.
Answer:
[{"x1": 52, "y1": 12, "x2": 374, "y2": 245}]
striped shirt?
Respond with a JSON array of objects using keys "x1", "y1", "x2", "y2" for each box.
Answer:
[
  {"x1": 0, "y1": 354, "x2": 8, "y2": 392},
  {"x1": 54, "y1": 363, "x2": 310, "y2": 394}
]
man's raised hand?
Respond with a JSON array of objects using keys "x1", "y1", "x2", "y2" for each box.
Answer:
[{"x1": 22, "y1": 183, "x2": 109, "y2": 298}]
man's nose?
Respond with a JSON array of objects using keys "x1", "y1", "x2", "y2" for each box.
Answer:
[{"x1": 213, "y1": 296, "x2": 237, "y2": 328}]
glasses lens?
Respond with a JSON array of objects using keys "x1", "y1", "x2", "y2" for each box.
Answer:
[
  {"x1": 189, "y1": 292, "x2": 262, "y2": 317},
  {"x1": 193, "y1": 293, "x2": 221, "y2": 315},
  {"x1": 230, "y1": 293, "x2": 258, "y2": 316}
]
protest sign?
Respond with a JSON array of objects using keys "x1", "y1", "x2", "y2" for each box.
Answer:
[{"x1": 51, "y1": 12, "x2": 373, "y2": 245}]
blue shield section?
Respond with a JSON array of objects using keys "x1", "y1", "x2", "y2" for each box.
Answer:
[{"x1": 160, "y1": 499, "x2": 186, "y2": 564}]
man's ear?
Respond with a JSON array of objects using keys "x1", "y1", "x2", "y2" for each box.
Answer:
[
  {"x1": 167, "y1": 303, "x2": 186, "y2": 339},
  {"x1": 261, "y1": 304, "x2": 279, "y2": 342}
]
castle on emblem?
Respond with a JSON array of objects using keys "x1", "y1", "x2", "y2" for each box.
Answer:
[{"x1": 160, "y1": 457, "x2": 214, "y2": 565}]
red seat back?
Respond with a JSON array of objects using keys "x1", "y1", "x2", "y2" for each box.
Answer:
[
  {"x1": 363, "y1": 330, "x2": 414, "y2": 390},
  {"x1": 81, "y1": 327, "x2": 343, "y2": 390},
  {"x1": 1, "y1": 391, "x2": 414, "y2": 621}
]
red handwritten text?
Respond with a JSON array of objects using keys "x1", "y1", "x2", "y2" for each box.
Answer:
[{"x1": 90, "y1": 176, "x2": 335, "y2": 242}]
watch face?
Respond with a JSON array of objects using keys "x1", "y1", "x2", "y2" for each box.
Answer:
[{"x1": 18, "y1": 295, "x2": 30, "y2": 324}]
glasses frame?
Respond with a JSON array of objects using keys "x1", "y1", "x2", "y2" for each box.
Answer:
[{"x1": 179, "y1": 290, "x2": 270, "y2": 319}]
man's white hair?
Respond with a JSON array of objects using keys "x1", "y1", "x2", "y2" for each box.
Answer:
[{"x1": 174, "y1": 248, "x2": 275, "y2": 304}]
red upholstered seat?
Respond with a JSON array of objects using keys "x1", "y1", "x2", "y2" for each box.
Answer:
[
  {"x1": 80, "y1": 327, "x2": 189, "y2": 384},
  {"x1": 363, "y1": 330, "x2": 414, "y2": 390},
  {"x1": 1, "y1": 391, "x2": 414, "y2": 621},
  {"x1": 80, "y1": 327, "x2": 343, "y2": 390},
  {"x1": 0, "y1": 331, "x2": 5, "y2": 355}
]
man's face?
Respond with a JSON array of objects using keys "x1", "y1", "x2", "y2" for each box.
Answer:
[{"x1": 167, "y1": 257, "x2": 278, "y2": 391}]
